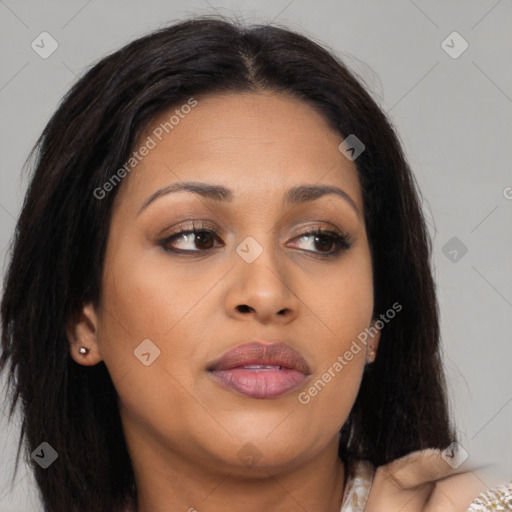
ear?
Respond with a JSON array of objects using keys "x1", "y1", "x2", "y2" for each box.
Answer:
[
  {"x1": 66, "y1": 303, "x2": 103, "y2": 366},
  {"x1": 366, "y1": 318, "x2": 382, "y2": 364}
]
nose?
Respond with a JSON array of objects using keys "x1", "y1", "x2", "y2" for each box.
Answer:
[{"x1": 223, "y1": 242, "x2": 300, "y2": 325}]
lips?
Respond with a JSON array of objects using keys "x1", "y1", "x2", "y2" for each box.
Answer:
[{"x1": 208, "y1": 341, "x2": 311, "y2": 399}]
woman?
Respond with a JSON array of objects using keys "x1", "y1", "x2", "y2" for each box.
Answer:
[{"x1": 1, "y1": 17, "x2": 510, "y2": 512}]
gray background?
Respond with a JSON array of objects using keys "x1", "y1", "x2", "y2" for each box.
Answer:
[{"x1": 1, "y1": 1, "x2": 511, "y2": 510}]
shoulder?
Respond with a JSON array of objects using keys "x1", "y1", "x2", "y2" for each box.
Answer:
[{"x1": 364, "y1": 448, "x2": 512, "y2": 512}]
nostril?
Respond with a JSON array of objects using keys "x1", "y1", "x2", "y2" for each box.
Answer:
[{"x1": 237, "y1": 305, "x2": 253, "y2": 313}]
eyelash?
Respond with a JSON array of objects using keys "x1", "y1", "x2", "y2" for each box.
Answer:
[{"x1": 158, "y1": 220, "x2": 354, "y2": 259}]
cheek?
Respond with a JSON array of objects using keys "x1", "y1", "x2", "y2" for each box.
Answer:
[
  {"x1": 309, "y1": 247, "x2": 375, "y2": 353},
  {"x1": 295, "y1": 279, "x2": 371, "y2": 434},
  {"x1": 96, "y1": 246, "x2": 216, "y2": 446},
  {"x1": 96, "y1": 238, "x2": 234, "y2": 408},
  {"x1": 294, "y1": 251, "x2": 373, "y2": 426},
  {"x1": 98, "y1": 241, "x2": 210, "y2": 350},
  {"x1": 297, "y1": 359, "x2": 365, "y2": 440}
]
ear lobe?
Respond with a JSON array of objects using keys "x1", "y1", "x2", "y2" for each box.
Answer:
[
  {"x1": 66, "y1": 303, "x2": 103, "y2": 366},
  {"x1": 366, "y1": 319, "x2": 382, "y2": 364}
]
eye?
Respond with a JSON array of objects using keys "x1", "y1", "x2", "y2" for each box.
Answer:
[
  {"x1": 159, "y1": 221, "x2": 222, "y2": 254},
  {"x1": 289, "y1": 228, "x2": 353, "y2": 257}
]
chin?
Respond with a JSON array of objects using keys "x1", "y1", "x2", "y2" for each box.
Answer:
[{"x1": 225, "y1": 434, "x2": 314, "y2": 472}]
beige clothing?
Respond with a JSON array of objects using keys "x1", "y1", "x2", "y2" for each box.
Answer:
[{"x1": 340, "y1": 448, "x2": 512, "y2": 511}]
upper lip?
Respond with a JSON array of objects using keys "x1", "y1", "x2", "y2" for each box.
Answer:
[{"x1": 208, "y1": 341, "x2": 311, "y2": 374}]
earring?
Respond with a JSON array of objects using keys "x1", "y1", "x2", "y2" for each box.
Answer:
[
  {"x1": 367, "y1": 347, "x2": 376, "y2": 363},
  {"x1": 78, "y1": 346, "x2": 90, "y2": 355}
]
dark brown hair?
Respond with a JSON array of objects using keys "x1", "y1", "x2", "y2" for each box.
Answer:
[{"x1": 1, "y1": 16, "x2": 454, "y2": 512}]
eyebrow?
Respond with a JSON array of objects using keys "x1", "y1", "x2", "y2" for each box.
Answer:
[{"x1": 138, "y1": 181, "x2": 362, "y2": 219}]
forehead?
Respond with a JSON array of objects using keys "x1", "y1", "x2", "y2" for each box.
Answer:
[{"x1": 115, "y1": 91, "x2": 363, "y2": 214}]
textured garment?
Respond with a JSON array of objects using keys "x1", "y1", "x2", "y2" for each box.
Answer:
[
  {"x1": 339, "y1": 450, "x2": 512, "y2": 511},
  {"x1": 339, "y1": 459, "x2": 375, "y2": 510},
  {"x1": 466, "y1": 484, "x2": 512, "y2": 511}
]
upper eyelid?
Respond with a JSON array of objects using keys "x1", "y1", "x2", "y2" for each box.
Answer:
[
  {"x1": 145, "y1": 195, "x2": 362, "y2": 238},
  {"x1": 159, "y1": 221, "x2": 347, "y2": 239}
]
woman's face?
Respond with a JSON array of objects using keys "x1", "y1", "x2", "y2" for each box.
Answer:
[{"x1": 72, "y1": 91, "x2": 378, "y2": 476}]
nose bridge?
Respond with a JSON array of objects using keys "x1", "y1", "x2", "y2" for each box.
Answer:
[
  {"x1": 231, "y1": 199, "x2": 281, "y2": 268},
  {"x1": 225, "y1": 230, "x2": 299, "y2": 321},
  {"x1": 237, "y1": 231, "x2": 285, "y2": 292}
]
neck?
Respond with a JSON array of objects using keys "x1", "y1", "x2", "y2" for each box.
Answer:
[{"x1": 130, "y1": 434, "x2": 345, "y2": 512}]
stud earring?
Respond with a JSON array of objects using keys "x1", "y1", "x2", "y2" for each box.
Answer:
[
  {"x1": 78, "y1": 346, "x2": 90, "y2": 355},
  {"x1": 367, "y1": 347, "x2": 376, "y2": 363}
]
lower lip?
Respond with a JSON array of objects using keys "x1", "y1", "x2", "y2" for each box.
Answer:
[{"x1": 209, "y1": 368, "x2": 307, "y2": 399}]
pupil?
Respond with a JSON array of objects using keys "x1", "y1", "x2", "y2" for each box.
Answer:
[
  {"x1": 196, "y1": 232, "x2": 212, "y2": 249},
  {"x1": 315, "y1": 235, "x2": 332, "y2": 252}
]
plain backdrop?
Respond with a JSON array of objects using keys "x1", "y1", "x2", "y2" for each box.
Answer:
[{"x1": 1, "y1": 1, "x2": 511, "y2": 510}]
